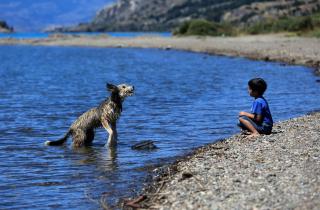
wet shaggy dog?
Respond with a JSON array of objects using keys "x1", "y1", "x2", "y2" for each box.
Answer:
[{"x1": 45, "y1": 83, "x2": 134, "y2": 147}]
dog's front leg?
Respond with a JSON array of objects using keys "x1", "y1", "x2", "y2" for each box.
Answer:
[{"x1": 102, "y1": 120, "x2": 117, "y2": 147}]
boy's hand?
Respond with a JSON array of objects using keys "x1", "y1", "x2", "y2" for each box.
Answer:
[{"x1": 239, "y1": 111, "x2": 248, "y2": 116}]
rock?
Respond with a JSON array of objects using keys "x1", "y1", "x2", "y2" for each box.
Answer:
[
  {"x1": 0, "y1": 20, "x2": 14, "y2": 33},
  {"x1": 179, "y1": 172, "x2": 193, "y2": 181},
  {"x1": 131, "y1": 140, "x2": 158, "y2": 150}
]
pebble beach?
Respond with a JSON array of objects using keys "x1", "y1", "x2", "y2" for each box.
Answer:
[{"x1": 138, "y1": 112, "x2": 320, "y2": 210}]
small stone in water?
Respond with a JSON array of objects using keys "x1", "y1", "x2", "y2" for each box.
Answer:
[{"x1": 131, "y1": 140, "x2": 158, "y2": 150}]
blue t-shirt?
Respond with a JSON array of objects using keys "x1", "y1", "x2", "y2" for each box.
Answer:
[{"x1": 251, "y1": 97, "x2": 273, "y2": 126}]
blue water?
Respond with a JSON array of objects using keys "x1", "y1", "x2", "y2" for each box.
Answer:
[
  {"x1": 0, "y1": 32, "x2": 171, "y2": 39},
  {"x1": 0, "y1": 45, "x2": 319, "y2": 209}
]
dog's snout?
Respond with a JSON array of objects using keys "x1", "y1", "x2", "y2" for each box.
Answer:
[{"x1": 132, "y1": 86, "x2": 135, "y2": 91}]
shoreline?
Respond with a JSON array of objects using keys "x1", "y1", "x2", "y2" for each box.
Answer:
[
  {"x1": 1, "y1": 34, "x2": 319, "y2": 209},
  {"x1": 0, "y1": 34, "x2": 320, "y2": 76},
  {"x1": 135, "y1": 112, "x2": 320, "y2": 209}
]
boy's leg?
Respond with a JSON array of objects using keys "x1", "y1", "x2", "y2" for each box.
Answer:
[{"x1": 238, "y1": 116, "x2": 260, "y2": 138}]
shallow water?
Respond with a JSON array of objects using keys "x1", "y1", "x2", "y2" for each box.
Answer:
[{"x1": 0, "y1": 45, "x2": 319, "y2": 209}]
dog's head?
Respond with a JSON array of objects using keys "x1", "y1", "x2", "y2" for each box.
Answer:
[{"x1": 107, "y1": 83, "x2": 134, "y2": 100}]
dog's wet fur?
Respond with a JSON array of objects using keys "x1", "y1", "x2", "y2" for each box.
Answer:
[{"x1": 45, "y1": 83, "x2": 134, "y2": 147}]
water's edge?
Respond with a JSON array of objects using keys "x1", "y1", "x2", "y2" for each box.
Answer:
[{"x1": 137, "y1": 112, "x2": 320, "y2": 209}]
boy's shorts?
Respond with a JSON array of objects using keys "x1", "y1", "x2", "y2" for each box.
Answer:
[{"x1": 238, "y1": 116, "x2": 272, "y2": 135}]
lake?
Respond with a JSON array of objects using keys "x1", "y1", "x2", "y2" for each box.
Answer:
[{"x1": 0, "y1": 45, "x2": 319, "y2": 209}]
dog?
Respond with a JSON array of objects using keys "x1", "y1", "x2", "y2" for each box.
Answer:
[{"x1": 45, "y1": 83, "x2": 134, "y2": 147}]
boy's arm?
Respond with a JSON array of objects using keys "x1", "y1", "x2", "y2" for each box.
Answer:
[
  {"x1": 239, "y1": 111, "x2": 254, "y2": 119},
  {"x1": 254, "y1": 114, "x2": 263, "y2": 124},
  {"x1": 239, "y1": 111, "x2": 263, "y2": 123}
]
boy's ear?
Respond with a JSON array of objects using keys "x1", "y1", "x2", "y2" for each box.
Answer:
[{"x1": 106, "y1": 83, "x2": 117, "y2": 92}]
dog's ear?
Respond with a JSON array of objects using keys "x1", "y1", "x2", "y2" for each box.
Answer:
[{"x1": 106, "y1": 83, "x2": 117, "y2": 92}]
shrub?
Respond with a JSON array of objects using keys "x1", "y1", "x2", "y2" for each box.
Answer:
[
  {"x1": 245, "y1": 15, "x2": 315, "y2": 34},
  {"x1": 186, "y1": 19, "x2": 219, "y2": 36},
  {"x1": 173, "y1": 13, "x2": 320, "y2": 38},
  {"x1": 245, "y1": 20, "x2": 273, "y2": 34},
  {"x1": 174, "y1": 21, "x2": 191, "y2": 35},
  {"x1": 278, "y1": 16, "x2": 313, "y2": 32},
  {"x1": 173, "y1": 19, "x2": 235, "y2": 36}
]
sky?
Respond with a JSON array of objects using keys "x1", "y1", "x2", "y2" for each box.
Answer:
[{"x1": 0, "y1": 0, "x2": 115, "y2": 32}]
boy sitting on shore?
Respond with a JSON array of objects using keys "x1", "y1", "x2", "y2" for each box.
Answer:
[{"x1": 238, "y1": 78, "x2": 273, "y2": 138}]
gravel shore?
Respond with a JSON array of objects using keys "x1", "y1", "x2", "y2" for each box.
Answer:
[
  {"x1": 136, "y1": 112, "x2": 320, "y2": 210},
  {"x1": 0, "y1": 34, "x2": 320, "y2": 75}
]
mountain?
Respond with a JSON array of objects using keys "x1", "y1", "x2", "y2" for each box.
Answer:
[
  {"x1": 222, "y1": 0, "x2": 320, "y2": 26},
  {"x1": 0, "y1": 0, "x2": 114, "y2": 32},
  {"x1": 56, "y1": 0, "x2": 320, "y2": 32},
  {"x1": 0, "y1": 20, "x2": 13, "y2": 33}
]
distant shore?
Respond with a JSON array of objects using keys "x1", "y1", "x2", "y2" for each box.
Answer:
[{"x1": 0, "y1": 33, "x2": 320, "y2": 76}]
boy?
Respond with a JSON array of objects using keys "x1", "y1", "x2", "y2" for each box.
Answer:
[{"x1": 238, "y1": 78, "x2": 273, "y2": 138}]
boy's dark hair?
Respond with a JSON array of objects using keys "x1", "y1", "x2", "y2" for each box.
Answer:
[{"x1": 248, "y1": 78, "x2": 267, "y2": 96}]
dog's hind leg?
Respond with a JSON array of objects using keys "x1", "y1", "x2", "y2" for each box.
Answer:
[
  {"x1": 101, "y1": 120, "x2": 117, "y2": 147},
  {"x1": 84, "y1": 129, "x2": 95, "y2": 146},
  {"x1": 72, "y1": 129, "x2": 87, "y2": 147},
  {"x1": 111, "y1": 123, "x2": 118, "y2": 142}
]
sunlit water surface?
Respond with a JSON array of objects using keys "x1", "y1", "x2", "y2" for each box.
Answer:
[{"x1": 0, "y1": 46, "x2": 319, "y2": 209}]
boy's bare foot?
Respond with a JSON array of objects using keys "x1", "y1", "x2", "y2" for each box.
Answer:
[
  {"x1": 246, "y1": 133, "x2": 260, "y2": 139},
  {"x1": 241, "y1": 130, "x2": 252, "y2": 135}
]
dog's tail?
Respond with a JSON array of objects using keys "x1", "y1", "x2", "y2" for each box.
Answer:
[{"x1": 45, "y1": 130, "x2": 71, "y2": 146}]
